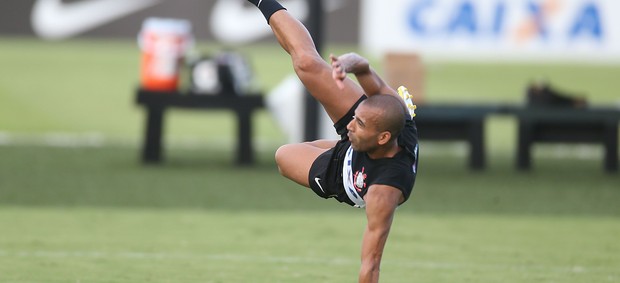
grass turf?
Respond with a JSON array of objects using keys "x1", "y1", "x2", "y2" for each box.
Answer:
[
  {"x1": 0, "y1": 144, "x2": 619, "y2": 282},
  {"x1": 0, "y1": 208, "x2": 618, "y2": 283},
  {"x1": 0, "y1": 145, "x2": 619, "y2": 215},
  {"x1": 0, "y1": 38, "x2": 619, "y2": 282}
]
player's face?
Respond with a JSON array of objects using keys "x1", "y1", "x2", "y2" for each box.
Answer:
[{"x1": 346, "y1": 104, "x2": 382, "y2": 152}]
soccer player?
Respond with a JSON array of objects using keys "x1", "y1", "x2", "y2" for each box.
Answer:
[{"x1": 246, "y1": 1, "x2": 419, "y2": 282}]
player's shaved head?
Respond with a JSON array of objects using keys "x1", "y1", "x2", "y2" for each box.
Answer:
[{"x1": 360, "y1": 95, "x2": 407, "y2": 141}]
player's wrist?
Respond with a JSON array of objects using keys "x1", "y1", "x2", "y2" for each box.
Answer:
[
  {"x1": 247, "y1": 0, "x2": 286, "y2": 24},
  {"x1": 339, "y1": 53, "x2": 370, "y2": 75},
  {"x1": 348, "y1": 61, "x2": 370, "y2": 76}
]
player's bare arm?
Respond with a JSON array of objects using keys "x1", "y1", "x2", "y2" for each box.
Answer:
[
  {"x1": 359, "y1": 185, "x2": 403, "y2": 283},
  {"x1": 330, "y1": 53, "x2": 397, "y2": 98}
]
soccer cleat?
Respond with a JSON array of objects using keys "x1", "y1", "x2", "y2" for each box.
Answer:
[{"x1": 397, "y1": 86, "x2": 416, "y2": 118}]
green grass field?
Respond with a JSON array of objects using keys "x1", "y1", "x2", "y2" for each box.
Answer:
[{"x1": 0, "y1": 38, "x2": 619, "y2": 282}]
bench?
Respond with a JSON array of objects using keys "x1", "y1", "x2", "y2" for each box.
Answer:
[
  {"x1": 514, "y1": 107, "x2": 620, "y2": 172},
  {"x1": 415, "y1": 104, "x2": 620, "y2": 172},
  {"x1": 135, "y1": 89, "x2": 264, "y2": 165},
  {"x1": 415, "y1": 105, "x2": 503, "y2": 170}
]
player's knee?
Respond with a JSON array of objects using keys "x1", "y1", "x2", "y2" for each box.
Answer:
[
  {"x1": 274, "y1": 144, "x2": 291, "y2": 176},
  {"x1": 293, "y1": 53, "x2": 323, "y2": 74}
]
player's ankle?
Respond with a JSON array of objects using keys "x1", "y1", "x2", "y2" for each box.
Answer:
[{"x1": 247, "y1": 0, "x2": 286, "y2": 24}]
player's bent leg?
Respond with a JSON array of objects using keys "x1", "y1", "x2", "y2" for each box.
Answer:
[
  {"x1": 304, "y1": 139, "x2": 338, "y2": 150},
  {"x1": 275, "y1": 143, "x2": 329, "y2": 188}
]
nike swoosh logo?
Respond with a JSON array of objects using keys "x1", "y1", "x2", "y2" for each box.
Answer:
[
  {"x1": 258, "y1": 0, "x2": 264, "y2": 7},
  {"x1": 31, "y1": 0, "x2": 162, "y2": 40},
  {"x1": 210, "y1": 0, "x2": 350, "y2": 43},
  {"x1": 314, "y1": 177, "x2": 326, "y2": 194}
]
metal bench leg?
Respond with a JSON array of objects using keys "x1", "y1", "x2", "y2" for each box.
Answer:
[
  {"x1": 469, "y1": 119, "x2": 485, "y2": 170},
  {"x1": 604, "y1": 121, "x2": 618, "y2": 172},
  {"x1": 142, "y1": 106, "x2": 164, "y2": 163},
  {"x1": 517, "y1": 120, "x2": 532, "y2": 170},
  {"x1": 236, "y1": 109, "x2": 254, "y2": 165}
]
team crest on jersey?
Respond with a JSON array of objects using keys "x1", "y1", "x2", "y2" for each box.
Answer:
[{"x1": 354, "y1": 167, "x2": 367, "y2": 192}]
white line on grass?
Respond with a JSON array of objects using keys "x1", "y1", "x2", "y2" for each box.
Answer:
[
  {"x1": 0, "y1": 249, "x2": 615, "y2": 275},
  {"x1": 0, "y1": 131, "x2": 282, "y2": 151},
  {"x1": 0, "y1": 131, "x2": 605, "y2": 160},
  {"x1": 420, "y1": 143, "x2": 603, "y2": 160},
  {"x1": 0, "y1": 131, "x2": 106, "y2": 148}
]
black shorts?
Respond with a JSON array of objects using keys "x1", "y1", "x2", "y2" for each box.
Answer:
[{"x1": 307, "y1": 96, "x2": 366, "y2": 205}]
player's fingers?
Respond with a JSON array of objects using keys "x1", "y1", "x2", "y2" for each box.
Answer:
[
  {"x1": 332, "y1": 69, "x2": 344, "y2": 83},
  {"x1": 331, "y1": 65, "x2": 346, "y2": 90},
  {"x1": 335, "y1": 66, "x2": 346, "y2": 79},
  {"x1": 331, "y1": 59, "x2": 340, "y2": 70},
  {"x1": 335, "y1": 78, "x2": 345, "y2": 90},
  {"x1": 329, "y1": 54, "x2": 340, "y2": 68},
  {"x1": 329, "y1": 54, "x2": 338, "y2": 63}
]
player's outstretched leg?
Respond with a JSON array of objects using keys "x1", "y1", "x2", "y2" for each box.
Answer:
[
  {"x1": 247, "y1": 0, "x2": 360, "y2": 188},
  {"x1": 248, "y1": 0, "x2": 365, "y2": 123}
]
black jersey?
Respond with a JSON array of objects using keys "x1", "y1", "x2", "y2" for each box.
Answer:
[
  {"x1": 341, "y1": 117, "x2": 419, "y2": 207},
  {"x1": 308, "y1": 96, "x2": 419, "y2": 208}
]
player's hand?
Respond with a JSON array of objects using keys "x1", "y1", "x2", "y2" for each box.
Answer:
[
  {"x1": 330, "y1": 54, "x2": 347, "y2": 90},
  {"x1": 331, "y1": 53, "x2": 371, "y2": 90}
]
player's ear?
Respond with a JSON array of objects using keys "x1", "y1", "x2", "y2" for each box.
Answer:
[{"x1": 377, "y1": 131, "x2": 391, "y2": 146}]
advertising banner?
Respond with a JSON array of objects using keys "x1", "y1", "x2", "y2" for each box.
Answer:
[
  {"x1": 0, "y1": 0, "x2": 359, "y2": 44},
  {"x1": 361, "y1": 0, "x2": 620, "y2": 63}
]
